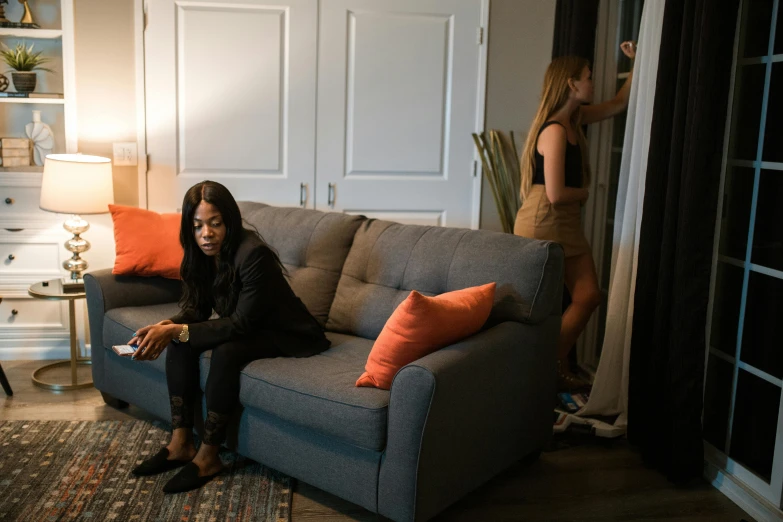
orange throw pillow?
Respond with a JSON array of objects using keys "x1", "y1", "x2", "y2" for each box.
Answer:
[
  {"x1": 356, "y1": 282, "x2": 496, "y2": 390},
  {"x1": 110, "y1": 204, "x2": 183, "y2": 279}
]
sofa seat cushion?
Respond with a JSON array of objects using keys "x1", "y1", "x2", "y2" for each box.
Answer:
[
  {"x1": 199, "y1": 332, "x2": 390, "y2": 451},
  {"x1": 103, "y1": 302, "x2": 182, "y2": 373}
]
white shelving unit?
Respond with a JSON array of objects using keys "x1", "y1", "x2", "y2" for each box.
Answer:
[
  {"x1": 0, "y1": 28, "x2": 62, "y2": 39},
  {"x1": 0, "y1": 98, "x2": 65, "y2": 104},
  {"x1": 0, "y1": 0, "x2": 78, "y2": 360}
]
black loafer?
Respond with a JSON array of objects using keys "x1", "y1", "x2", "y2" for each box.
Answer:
[
  {"x1": 131, "y1": 447, "x2": 189, "y2": 476},
  {"x1": 163, "y1": 462, "x2": 223, "y2": 494}
]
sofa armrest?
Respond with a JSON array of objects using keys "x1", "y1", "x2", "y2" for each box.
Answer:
[
  {"x1": 84, "y1": 269, "x2": 182, "y2": 313},
  {"x1": 84, "y1": 269, "x2": 182, "y2": 390},
  {"x1": 377, "y1": 318, "x2": 559, "y2": 522}
]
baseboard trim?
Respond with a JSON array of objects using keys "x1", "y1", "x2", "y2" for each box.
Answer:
[
  {"x1": 0, "y1": 344, "x2": 92, "y2": 361},
  {"x1": 705, "y1": 459, "x2": 783, "y2": 522}
]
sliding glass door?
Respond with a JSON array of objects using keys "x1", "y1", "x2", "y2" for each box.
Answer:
[{"x1": 704, "y1": 0, "x2": 783, "y2": 507}]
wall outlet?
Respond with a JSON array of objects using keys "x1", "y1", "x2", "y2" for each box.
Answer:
[{"x1": 113, "y1": 142, "x2": 138, "y2": 166}]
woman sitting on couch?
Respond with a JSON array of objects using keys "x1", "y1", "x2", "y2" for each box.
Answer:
[{"x1": 127, "y1": 180, "x2": 330, "y2": 493}]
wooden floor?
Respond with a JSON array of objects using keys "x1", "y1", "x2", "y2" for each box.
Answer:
[{"x1": 0, "y1": 359, "x2": 754, "y2": 522}]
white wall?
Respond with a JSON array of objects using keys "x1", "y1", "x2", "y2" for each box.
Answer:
[
  {"x1": 73, "y1": 0, "x2": 139, "y2": 273},
  {"x1": 75, "y1": 0, "x2": 138, "y2": 207},
  {"x1": 72, "y1": 0, "x2": 140, "y2": 352},
  {"x1": 480, "y1": 0, "x2": 556, "y2": 231}
]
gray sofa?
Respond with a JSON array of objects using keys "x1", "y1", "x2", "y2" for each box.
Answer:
[{"x1": 85, "y1": 202, "x2": 563, "y2": 522}]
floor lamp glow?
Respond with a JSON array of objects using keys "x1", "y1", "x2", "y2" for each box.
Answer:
[{"x1": 39, "y1": 154, "x2": 114, "y2": 292}]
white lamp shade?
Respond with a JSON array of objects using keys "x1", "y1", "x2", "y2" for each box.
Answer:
[{"x1": 40, "y1": 154, "x2": 115, "y2": 214}]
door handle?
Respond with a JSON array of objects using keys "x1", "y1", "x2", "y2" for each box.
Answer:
[
  {"x1": 327, "y1": 183, "x2": 335, "y2": 209},
  {"x1": 7, "y1": 254, "x2": 15, "y2": 261},
  {"x1": 299, "y1": 182, "x2": 308, "y2": 208},
  {"x1": 4, "y1": 198, "x2": 13, "y2": 205}
]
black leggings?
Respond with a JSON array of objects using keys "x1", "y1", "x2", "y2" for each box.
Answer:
[{"x1": 165, "y1": 338, "x2": 280, "y2": 446}]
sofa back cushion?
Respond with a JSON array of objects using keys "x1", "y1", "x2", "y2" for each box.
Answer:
[
  {"x1": 238, "y1": 202, "x2": 365, "y2": 326},
  {"x1": 326, "y1": 219, "x2": 564, "y2": 339}
]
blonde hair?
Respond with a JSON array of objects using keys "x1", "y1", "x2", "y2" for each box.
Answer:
[{"x1": 520, "y1": 56, "x2": 592, "y2": 200}]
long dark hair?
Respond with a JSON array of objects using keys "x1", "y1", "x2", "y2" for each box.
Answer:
[
  {"x1": 520, "y1": 56, "x2": 592, "y2": 200},
  {"x1": 179, "y1": 180, "x2": 285, "y2": 317}
]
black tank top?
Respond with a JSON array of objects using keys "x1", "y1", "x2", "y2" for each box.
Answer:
[{"x1": 532, "y1": 121, "x2": 583, "y2": 188}]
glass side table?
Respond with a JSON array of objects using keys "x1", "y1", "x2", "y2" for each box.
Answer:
[{"x1": 28, "y1": 279, "x2": 92, "y2": 391}]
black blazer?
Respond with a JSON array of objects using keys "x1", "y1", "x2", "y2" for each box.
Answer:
[{"x1": 170, "y1": 230, "x2": 330, "y2": 357}]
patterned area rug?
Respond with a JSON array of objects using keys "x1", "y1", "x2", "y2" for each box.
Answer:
[{"x1": 0, "y1": 420, "x2": 292, "y2": 521}]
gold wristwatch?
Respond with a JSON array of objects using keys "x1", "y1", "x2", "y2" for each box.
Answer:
[{"x1": 178, "y1": 324, "x2": 190, "y2": 343}]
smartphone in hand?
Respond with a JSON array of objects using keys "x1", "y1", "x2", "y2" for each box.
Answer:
[{"x1": 112, "y1": 344, "x2": 138, "y2": 357}]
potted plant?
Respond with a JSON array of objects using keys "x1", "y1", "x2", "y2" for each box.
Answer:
[{"x1": 0, "y1": 42, "x2": 53, "y2": 93}]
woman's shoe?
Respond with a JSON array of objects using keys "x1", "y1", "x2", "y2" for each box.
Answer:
[
  {"x1": 131, "y1": 447, "x2": 190, "y2": 476},
  {"x1": 162, "y1": 462, "x2": 223, "y2": 494}
]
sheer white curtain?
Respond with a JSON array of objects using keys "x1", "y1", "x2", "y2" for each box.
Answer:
[{"x1": 578, "y1": 0, "x2": 666, "y2": 427}]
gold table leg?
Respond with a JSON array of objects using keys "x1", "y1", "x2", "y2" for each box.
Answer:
[{"x1": 32, "y1": 300, "x2": 93, "y2": 391}]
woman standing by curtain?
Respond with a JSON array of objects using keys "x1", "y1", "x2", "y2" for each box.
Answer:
[{"x1": 515, "y1": 42, "x2": 635, "y2": 391}]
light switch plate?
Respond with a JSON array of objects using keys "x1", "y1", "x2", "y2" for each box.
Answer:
[{"x1": 113, "y1": 142, "x2": 138, "y2": 166}]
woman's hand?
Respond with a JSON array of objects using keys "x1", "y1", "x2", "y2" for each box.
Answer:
[
  {"x1": 620, "y1": 41, "x2": 636, "y2": 59},
  {"x1": 128, "y1": 319, "x2": 173, "y2": 345},
  {"x1": 129, "y1": 321, "x2": 179, "y2": 361},
  {"x1": 576, "y1": 42, "x2": 636, "y2": 125}
]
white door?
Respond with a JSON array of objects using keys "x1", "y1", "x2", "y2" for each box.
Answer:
[
  {"x1": 144, "y1": 0, "x2": 318, "y2": 212},
  {"x1": 315, "y1": 0, "x2": 488, "y2": 228}
]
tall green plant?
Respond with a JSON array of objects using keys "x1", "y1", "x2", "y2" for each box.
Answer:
[
  {"x1": 0, "y1": 42, "x2": 53, "y2": 73},
  {"x1": 472, "y1": 130, "x2": 522, "y2": 233}
]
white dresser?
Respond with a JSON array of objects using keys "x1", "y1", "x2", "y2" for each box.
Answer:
[{"x1": 0, "y1": 172, "x2": 71, "y2": 359}]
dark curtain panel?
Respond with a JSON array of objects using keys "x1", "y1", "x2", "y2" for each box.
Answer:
[
  {"x1": 628, "y1": 0, "x2": 739, "y2": 483},
  {"x1": 552, "y1": 0, "x2": 600, "y2": 60}
]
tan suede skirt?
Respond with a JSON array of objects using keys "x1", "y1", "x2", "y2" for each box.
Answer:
[{"x1": 514, "y1": 185, "x2": 590, "y2": 258}]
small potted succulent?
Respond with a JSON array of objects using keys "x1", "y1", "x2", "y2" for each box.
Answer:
[{"x1": 0, "y1": 42, "x2": 53, "y2": 93}]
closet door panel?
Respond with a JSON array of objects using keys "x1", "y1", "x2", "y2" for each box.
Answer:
[
  {"x1": 145, "y1": 0, "x2": 318, "y2": 211},
  {"x1": 315, "y1": 0, "x2": 487, "y2": 228}
]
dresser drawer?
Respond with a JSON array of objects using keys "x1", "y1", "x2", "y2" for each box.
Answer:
[
  {"x1": 0, "y1": 241, "x2": 60, "y2": 275},
  {"x1": 0, "y1": 296, "x2": 64, "y2": 327},
  {"x1": 0, "y1": 187, "x2": 48, "y2": 217}
]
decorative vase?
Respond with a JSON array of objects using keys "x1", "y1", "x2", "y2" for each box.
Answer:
[
  {"x1": 25, "y1": 110, "x2": 54, "y2": 166},
  {"x1": 12, "y1": 71, "x2": 36, "y2": 93},
  {"x1": 20, "y1": 0, "x2": 36, "y2": 25},
  {"x1": 0, "y1": 74, "x2": 8, "y2": 92}
]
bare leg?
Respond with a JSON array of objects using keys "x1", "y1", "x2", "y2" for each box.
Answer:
[
  {"x1": 165, "y1": 427, "x2": 197, "y2": 462},
  {"x1": 558, "y1": 252, "x2": 601, "y2": 387},
  {"x1": 191, "y1": 442, "x2": 224, "y2": 477}
]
